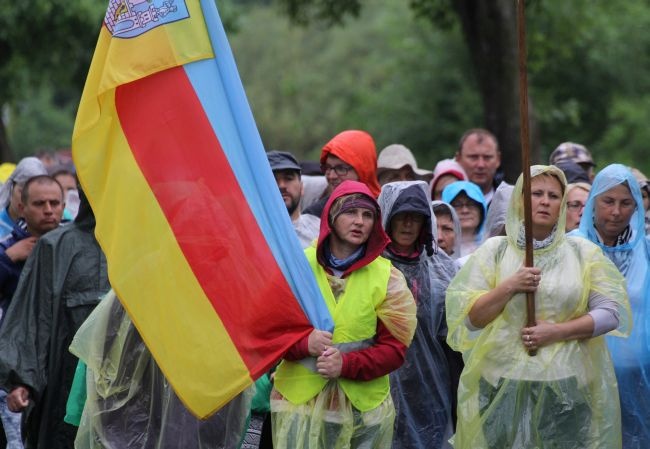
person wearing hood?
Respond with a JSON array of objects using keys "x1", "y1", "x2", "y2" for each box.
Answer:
[
  {"x1": 0, "y1": 189, "x2": 110, "y2": 449},
  {"x1": 271, "y1": 180, "x2": 417, "y2": 449},
  {"x1": 68, "y1": 290, "x2": 252, "y2": 449},
  {"x1": 483, "y1": 181, "x2": 514, "y2": 239},
  {"x1": 442, "y1": 181, "x2": 487, "y2": 257},
  {"x1": 303, "y1": 130, "x2": 381, "y2": 218},
  {"x1": 430, "y1": 159, "x2": 467, "y2": 201},
  {"x1": 0, "y1": 157, "x2": 48, "y2": 239},
  {"x1": 570, "y1": 164, "x2": 650, "y2": 448},
  {"x1": 446, "y1": 165, "x2": 631, "y2": 448},
  {"x1": 431, "y1": 201, "x2": 462, "y2": 261},
  {"x1": 378, "y1": 181, "x2": 457, "y2": 448}
]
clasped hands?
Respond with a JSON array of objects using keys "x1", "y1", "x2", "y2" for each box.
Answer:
[{"x1": 308, "y1": 329, "x2": 342, "y2": 379}]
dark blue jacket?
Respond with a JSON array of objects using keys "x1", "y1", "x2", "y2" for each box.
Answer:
[{"x1": 0, "y1": 220, "x2": 30, "y2": 320}]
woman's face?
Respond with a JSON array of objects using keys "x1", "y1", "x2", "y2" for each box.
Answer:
[
  {"x1": 530, "y1": 175, "x2": 563, "y2": 238},
  {"x1": 565, "y1": 187, "x2": 589, "y2": 232},
  {"x1": 433, "y1": 175, "x2": 460, "y2": 200},
  {"x1": 436, "y1": 213, "x2": 456, "y2": 256},
  {"x1": 594, "y1": 183, "x2": 636, "y2": 244},
  {"x1": 641, "y1": 187, "x2": 650, "y2": 212},
  {"x1": 332, "y1": 207, "x2": 375, "y2": 248},
  {"x1": 450, "y1": 192, "x2": 481, "y2": 234},
  {"x1": 390, "y1": 212, "x2": 425, "y2": 252}
]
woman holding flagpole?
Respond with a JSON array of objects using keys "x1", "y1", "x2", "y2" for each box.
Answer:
[
  {"x1": 446, "y1": 165, "x2": 631, "y2": 448},
  {"x1": 271, "y1": 180, "x2": 417, "y2": 449}
]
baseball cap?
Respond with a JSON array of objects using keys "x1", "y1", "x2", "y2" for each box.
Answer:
[
  {"x1": 267, "y1": 151, "x2": 301, "y2": 172},
  {"x1": 549, "y1": 142, "x2": 595, "y2": 167}
]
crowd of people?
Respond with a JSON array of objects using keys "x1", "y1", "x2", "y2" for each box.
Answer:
[{"x1": 0, "y1": 127, "x2": 647, "y2": 449}]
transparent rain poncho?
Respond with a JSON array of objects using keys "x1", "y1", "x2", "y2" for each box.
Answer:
[
  {"x1": 446, "y1": 165, "x2": 631, "y2": 449},
  {"x1": 69, "y1": 291, "x2": 251, "y2": 449},
  {"x1": 379, "y1": 181, "x2": 456, "y2": 449},
  {"x1": 572, "y1": 163, "x2": 650, "y2": 448}
]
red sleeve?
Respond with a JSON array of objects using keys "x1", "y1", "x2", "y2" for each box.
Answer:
[
  {"x1": 339, "y1": 321, "x2": 407, "y2": 381},
  {"x1": 282, "y1": 334, "x2": 311, "y2": 361}
]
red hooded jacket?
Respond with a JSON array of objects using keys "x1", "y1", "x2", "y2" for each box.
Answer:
[
  {"x1": 284, "y1": 181, "x2": 407, "y2": 381},
  {"x1": 320, "y1": 130, "x2": 382, "y2": 198}
]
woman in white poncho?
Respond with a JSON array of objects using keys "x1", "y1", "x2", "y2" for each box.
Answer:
[{"x1": 446, "y1": 165, "x2": 631, "y2": 449}]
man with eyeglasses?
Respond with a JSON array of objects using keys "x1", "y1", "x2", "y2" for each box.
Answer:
[{"x1": 303, "y1": 130, "x2": 381, "y2": 218}]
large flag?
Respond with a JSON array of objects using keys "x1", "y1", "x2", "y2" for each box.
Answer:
[{"x1": 72, "y1": 0, "x2": 333, "y2": 418}]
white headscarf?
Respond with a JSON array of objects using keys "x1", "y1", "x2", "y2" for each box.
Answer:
[{"x1": 0, "y1": 157, "x2": 48, "y2": 209}]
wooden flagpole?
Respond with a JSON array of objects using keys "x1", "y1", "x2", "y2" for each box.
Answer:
[{"x1": 517, "y1": 0, "x2": 537, "y2": 356}]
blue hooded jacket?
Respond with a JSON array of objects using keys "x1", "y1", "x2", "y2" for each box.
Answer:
[{"x1": 441, "y1": 181, "x2": 487, "y2": 249}]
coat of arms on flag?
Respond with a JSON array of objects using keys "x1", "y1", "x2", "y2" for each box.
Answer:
[{"x1": 105, "y1": 0, "x2": 190, "y2": 38}]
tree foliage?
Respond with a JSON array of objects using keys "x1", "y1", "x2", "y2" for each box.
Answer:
[
  {"x1": 231, "y1": 0, "x2": 650, "y2": 175},
  {"x1": 231, "y1": 0, "x2": 480, "y2": 165},
  {"x1": 0, "y1": 0, "x2": 104, "y2": 160},
  {"x1": 3, "y1": 0, "x2": 650, "y2": 178}
]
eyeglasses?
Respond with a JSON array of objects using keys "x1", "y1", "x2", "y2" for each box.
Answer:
[
  {"x1": 321, "y1": 164, "x2": 353, "y2": 176},
  {"x1": 451, "y1": 201, "x2": 478, "y2": 211},
  {"x1": 566, "y1": 201, "x2": 586, "y2": 211}
]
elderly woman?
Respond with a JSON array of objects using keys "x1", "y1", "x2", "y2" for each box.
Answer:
[
  {"x1": 378, "y1": 181, "x2": 457, "y2": 448},
  {"x1": 432, "y1": 201, "x2": 461, "y2": 260},
  {"x1": 271, "y1": 180, "x2": 417, "y2": 449},
  {"x1": 571, "y1": 164, "x2": 650, "y2": 448},
  {"x1": 446, "y1": 165, "x2": 631, "y2": 448}
]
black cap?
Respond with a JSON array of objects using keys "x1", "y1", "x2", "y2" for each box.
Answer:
[{"x1": 267, "y1": 151, "x2": 301, "y2": 172}]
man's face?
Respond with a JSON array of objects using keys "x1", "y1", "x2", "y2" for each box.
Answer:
[
  {"x1": 456, "y1": 133, "x2": 500, "y2": 193},
  {"x1": 20, "y1": 182, "x2": 64, "y2": 236},
  {"x1": 273, "y1": 169, "x2": 302, "y2": 216}
]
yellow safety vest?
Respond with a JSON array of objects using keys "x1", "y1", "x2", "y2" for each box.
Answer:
[{"x1": 274, "y1": 246, "x2": 392, "y2": 412}]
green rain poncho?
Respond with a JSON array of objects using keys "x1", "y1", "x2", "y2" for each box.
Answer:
[
  {"x1": 0, "y1": 197, "x2": 109, "y2": 449},
  {"x1": 446, "y1": 165, "x2": 632, "y2": 449}
]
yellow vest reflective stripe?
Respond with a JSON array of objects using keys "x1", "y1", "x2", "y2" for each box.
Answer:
[{"x1": 274, "y1": 247, "x2": 392, "y2": 412}]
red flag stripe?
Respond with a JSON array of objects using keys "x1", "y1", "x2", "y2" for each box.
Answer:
[{"x1": 115, "y1": 66, "x2": 312, "y2": 375}]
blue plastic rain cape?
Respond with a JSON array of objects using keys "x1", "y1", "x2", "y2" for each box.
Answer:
[{"x1": 572, "y1": 163, "x2": 650, "y2": 448}]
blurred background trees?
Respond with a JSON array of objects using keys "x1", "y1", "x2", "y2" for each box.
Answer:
[{"x1": 2, "y1": 0, "x2": 650, "y2": 180}]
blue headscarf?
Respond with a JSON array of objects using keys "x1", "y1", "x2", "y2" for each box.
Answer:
[
  {"x1": 573, "y1": 164, "x2": 650, "y2": 361},
  {"x1": 441, "y1": 181, "x2": 487, "y2": 245},
  {"x1": 573, "y1": 163, "x2": 650, "y2": 444}
]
